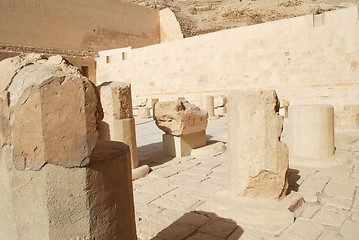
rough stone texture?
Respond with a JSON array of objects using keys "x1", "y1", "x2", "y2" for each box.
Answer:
[
  {"x1": 154, "y1": 100, "x2": 208, "y2": 136},
  {"x1": 228, "y1": 90, "x2": 288, "y2": 199},
  {"x1": 97, "y1": 81, "x2": 138, "y2": 168},
  {"x1": 0, "y1": 54, "x2": 102, "y2": 170},
  {"x1": 335, "y1": 108, "x2": 359, "y2": 126},
  {"x1": 98, "y1": 81, "x2": 133, "y2": 120},
  {"x1": 0, "y1": 140, "x2": 137, "y2": 240}
]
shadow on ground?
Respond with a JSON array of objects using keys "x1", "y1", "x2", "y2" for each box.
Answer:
[
  {"x1": 287, "y1": 168, "x2": 300, "y2": 193},
  {"x1": 151, "y1": 211, "x2": 243, "y2": 240},
  {"x1": 137, "y1": 141, "x2": 173, "y2": 167}
]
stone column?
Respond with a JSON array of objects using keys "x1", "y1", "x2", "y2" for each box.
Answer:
[
  {"x1": 228, "y1": 90, "x2": 288, "y2": 199},
  {"x1": 98, "y1": 81, "x2": 138, "y2": 168},
  {"x1": 202, "y1": 95, "x2": 215, "y2": 117},
  {"x1": 154, "y1": 100, "x2": 208, "y2": 157},
  {"x1": 137, "y1": 106, "x2": 151, "y2": 118},
  {"x1": 289, "y1": 105, "x2": 334, "y2": 159},
  {"x1": 0, "y1": 54, "x2": 137, "y2": 240}
]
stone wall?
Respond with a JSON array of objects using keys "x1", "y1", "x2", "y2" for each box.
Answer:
[
  {"x1": 0, "y1": 0, "x2": 160, "y2": 52},
  {"x1": 97, "y1": 7, "x2": 359, "y2": 110}
]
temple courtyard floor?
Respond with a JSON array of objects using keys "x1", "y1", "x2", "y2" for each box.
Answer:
[{"x1": 133, "y1": 116, "x2": 359, "y2": 240}]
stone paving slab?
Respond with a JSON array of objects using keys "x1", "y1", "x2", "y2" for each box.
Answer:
[{"x1": 133, "y1": 117, "x2": 359, "y2": 240}]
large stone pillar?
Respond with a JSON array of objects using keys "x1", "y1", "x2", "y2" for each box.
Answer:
[
  {"x1": 289, "y1": 105, "x2": 334, "y2": 159},
  {"x1": 98, "y1": 81, "x2": 138, "y2": 168},
  {"x1": 228, "y1": 90, "x2": 288, "y2": 199},
  {"x1": 0, "y1": 54, "x2": 137, "y2": 240},
  {"x1": 154, "y1": 100, "x2": 208, "y2": 157}
]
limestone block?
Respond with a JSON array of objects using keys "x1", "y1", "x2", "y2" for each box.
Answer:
[
  {"x1": 97, "y1": 81, "x2": 138, "y2": 168},
  {"x1": 0, "y1": 54, "x2": 102, "y2": 170},
  {"x1": 279, "y1": 99, "x2": 290, "y2": 118},
  {"x1": 132, "y1": 164, "x2": 150, "y2": 180},
  {"x1": 228, "y1": 90, "x2": 288, "y2": 199},
  {"x1": 137, "y1": 106, "x2": 151, "y2": 118},
  {"x1": 214, "y1": 95, "x2": 228, "y2": 108},
  {"x1": 98, "y1": 118, "x2": 138, "y2": 168},
  {"x1": 146, "y1": 98, "x2": 159, "y2": 108},
  {"x1": 154, "y1": 100, "x2": 208, "y2": 136},
  {"x1": 201, "y1": 95, "x2": 215, "y2": 117},
  {"x1": 0, "y1": 140, "x2": 137, "y2": 240},
  {"x1": 191, "y1": 142, "x2": 227, "y2": 157},
  {"x1": 163, "y1": 131, "x2": 206, "y2": 157},
  {"x1": 98, "y1": 81, "x2": 133, "y2": 120},
  {"x1": 335, "y1": 110, "x2": 359, "y2": 126},
  {"x1": 335, "y1": 105, "x2": 359, "y2": 126},
  {"x1": 289, "y1": 105, "x2": 334, "y2": 159}
]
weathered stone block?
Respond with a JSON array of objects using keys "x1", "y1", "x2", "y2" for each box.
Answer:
[
  {"x1": 137, "y1": 106, "x2": 151, "y2": 118},
  {"x1": 228, "y1": 90, "x2": 288, "y2": 199},
  {"x1": 289, "y1": 105, "x2": 334, "y2": 159},
  {"x1": 0, "y1": 54, "x2": 102, "y2": 170},
  {"x1": 279, "y1": 99, "x2": 290, "y2": 118},
  {"x1": 154, "y1": 100, "x2": 208, "y2": 136},
  {"x1": 146, "y1": 98, "x2": 159, "y2": 108},
  {"x1": 98, "y1": 81, "x2": 133, "y2": 120},
  {"x1": 99, "y1": 118, "x2": 139, "y2": 168},
  {"x1": 335, "y1": 109, "x2": 359, "y2": 126},
  {"x1": 163, "y1": 130, "x2": 207, "y2": 157},
  {"x1": 0, "y1": 140, "x2": 137, "y2": 240},
  {"x1": 97, "y1": 81, "x2": 138, "y2": 168}
]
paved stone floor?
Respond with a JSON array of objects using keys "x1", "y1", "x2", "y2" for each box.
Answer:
[{"x1": 134, "y1": 116, "x2": 359, "y2": 240}]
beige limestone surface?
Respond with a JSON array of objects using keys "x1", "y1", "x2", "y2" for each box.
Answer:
[
  {"x1": 0, "y1": 0, "x2": 161, "y2": 51},
  {"x1": 138, "y1": 106, "x2": 152, "y2": 118},
  {"x1": 160, "y1": 8, "x2": 184, "y2": 42},
  {"x1": 163, "y1": 130, "x2": 207, "y2": 157},
  {"x1": 201, "y1": 95, "x2": 215, "y2": 117},
  {"x1": 0, "y1": 54, "x2": 102, "y2": 170},
  {"x1": 289, "y1": 105, "x2": 335, "y2": 160},
  {"x1": 0, "y1": 55, "x2": 137, "y2": 239},
  {"x1": 97, "y1": 7, "x2": 359, "y2": 111},
  {"x1": 98, "y1": 81, "x2": 134, "y2": 120},
  {"x1": 133, "y1": 116, "x2": 359, "y2": 240},
  {"x1": 228, "y1": 90, "x2": 288, "y2": 199},
  {"x1": 154, "y1": 100, "x2": 208, "y2": 136},
  {"x1": 0, "y1": 140, "x2": 137, "y2": 240},
  {"x1": 98, "y1": 81, "x2": 138, "y2": 168}
]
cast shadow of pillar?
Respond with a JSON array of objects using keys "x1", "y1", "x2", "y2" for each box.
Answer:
[
  {"x1": 151, "y1": 211, "x2": 243, "y2": 240},
  {"x1": 98, "y1": 120, "x2": 111, "y2": 140},
  {"x1": 287, "y1": 168, "x2": 300, "y2": 193}
]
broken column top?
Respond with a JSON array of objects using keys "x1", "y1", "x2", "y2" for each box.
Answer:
[
  {"x1": 153, "y1": 100, "x2": 208, "y2": 136},
  {"x1": 97, "y1": 81, "x2": 133, "y2": 120},
  {"x1": 0, "y1": 54, "x2": 103, "y2": 170}
]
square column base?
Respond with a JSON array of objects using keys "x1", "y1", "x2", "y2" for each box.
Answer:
[{"x1": 163, "y1": 131, "x2": 206, "y2": 157}]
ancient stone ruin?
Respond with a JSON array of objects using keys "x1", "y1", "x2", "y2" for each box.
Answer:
[
  {"x1": 154, "y1": 100, "x2": 208, "y2": 157},
  {"x1": 0, "y1": 3, "x2": 359, "y2": 239},
  {"x1": 98, "y1": 81, "x2": 139, "y2": 168},
  {"x1": 228, "y1": 90, "x2": 289, "y2": 199},
  {"x1": 0, "y1": 54, "x2": 137, "y2": 240},
  {"x1": 289, "y1": 104, "x2": 335, "y2": 160}
]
